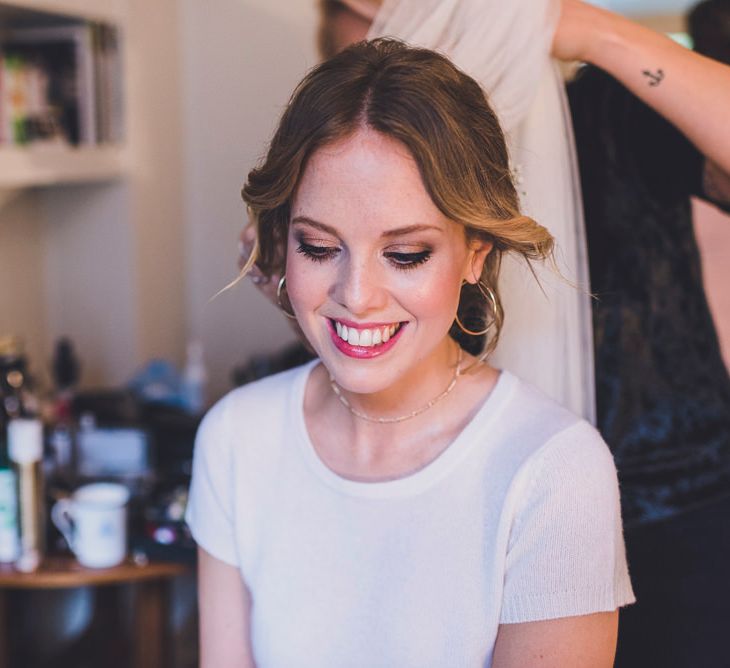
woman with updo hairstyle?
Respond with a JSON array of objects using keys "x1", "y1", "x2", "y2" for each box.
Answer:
[{"x1": 186, "y1": 39, "x2": 634, "y2": 667}]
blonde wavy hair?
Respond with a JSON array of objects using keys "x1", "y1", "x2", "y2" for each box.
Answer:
[{"x1": 241, "y1": 38, "x2": 554, "y2": 356}]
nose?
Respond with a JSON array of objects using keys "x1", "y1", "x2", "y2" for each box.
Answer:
[{"x1": 329, "y1": 254, "x2": 388, "y2": 317}]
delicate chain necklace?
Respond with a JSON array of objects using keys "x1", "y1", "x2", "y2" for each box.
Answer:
[{"x1": 329, "y1": 348, "x2": 463, "y2": 424}]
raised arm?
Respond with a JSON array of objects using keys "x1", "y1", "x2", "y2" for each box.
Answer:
[{"x1": 553, "y1": 0, "x2": 730, "y2": 177}]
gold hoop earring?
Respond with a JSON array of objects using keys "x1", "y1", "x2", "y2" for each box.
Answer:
[
  {"x1": 276, "y1": 275, "x2": 297, "y2": 319},
  {"x1": 454, "y1": 280, "x2": 498, "y2": 337}
]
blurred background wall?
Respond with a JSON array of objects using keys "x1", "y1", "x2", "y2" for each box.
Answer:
[
  {"x1": 0, "y1": 0, "x2": 318, "y2": 401},
  {"x1": 180, "y1": 0, "x2": 317, "y2": 399}
]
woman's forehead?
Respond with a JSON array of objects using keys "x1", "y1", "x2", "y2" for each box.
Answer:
[
  {"x1": 291, "y1": 131, "x2": 462, "y2": 241},
  {"x1": 307, "y1": 130, "x2": 415, "y2": 176},
  {"x1": 294, "y1": 131, "x2": 429, "y2": 210}
]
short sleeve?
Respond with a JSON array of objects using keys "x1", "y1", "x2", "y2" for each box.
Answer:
[
  {"x1": 185, "y1": 397, "x2": 240, "y2": 566},
  {"x1": 500, "y1": 421, "x2": 636, "y2": 624}
]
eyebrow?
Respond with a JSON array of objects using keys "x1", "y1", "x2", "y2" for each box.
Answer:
[{"x1": 291, "y1": 216, "x2": 443, "y2": 238}]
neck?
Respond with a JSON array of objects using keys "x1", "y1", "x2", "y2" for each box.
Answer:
[
  {"x1": 331, "y1": 338, "x2": 461, "y2": 423},
  {"x1": 304, "y1": 345, "x2": 498, "y2": 482}
]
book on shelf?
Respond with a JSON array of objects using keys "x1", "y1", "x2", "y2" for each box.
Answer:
[{"x1": 0, "y1": 21, "x2": 123, "y2": 149}]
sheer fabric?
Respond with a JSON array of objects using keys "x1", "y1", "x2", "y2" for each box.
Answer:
[{"x1": 369, "y1": 0, "x2": 595, "y2": 422}]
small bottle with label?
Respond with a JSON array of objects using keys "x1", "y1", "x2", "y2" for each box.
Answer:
[
  {"x1": 8, "y1": 418, "x2": 44, "y2": 572},
  {"x1": 0, "y1": 405, "x2": 19, "y2": 563}
]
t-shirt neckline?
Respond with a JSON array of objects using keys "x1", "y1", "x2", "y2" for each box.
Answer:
[{"x1": 292, "y1": 359, "x2": 517, "y2": 499}]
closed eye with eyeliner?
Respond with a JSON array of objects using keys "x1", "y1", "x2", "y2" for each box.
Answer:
[{"x1": 294, "y1": 233, "x2": 434, "y2": 271}]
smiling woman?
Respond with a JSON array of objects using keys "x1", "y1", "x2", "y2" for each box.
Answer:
[
  {"x1": 285, "y1": 129, "x2": 484, "y2": 414},
  {"x1": 186, "y1": 39, "x2": 634, "y2": 668},
  {"x1": 243, "y1": 38, "x2": 553, "y2": 361}
]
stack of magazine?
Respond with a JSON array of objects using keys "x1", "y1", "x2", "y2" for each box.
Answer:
[{"x1": 0, "y1": 22, "x2": 123, "y2": 148}]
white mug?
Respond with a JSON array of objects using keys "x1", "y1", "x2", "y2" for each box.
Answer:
[{"x1": 52, "y1": 483, "x2": 130, "y2": 568}]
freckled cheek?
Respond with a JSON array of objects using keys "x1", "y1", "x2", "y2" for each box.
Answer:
[
  {"x1": 284, "y1": 254, "x2": 330, "y2": 314},
  {"x1": 401, "y1": 269, "x2": 463, "y2": 324}
]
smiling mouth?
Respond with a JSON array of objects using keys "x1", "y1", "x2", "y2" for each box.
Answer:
[{"x1": 330, "y1": 319, "x2": 404, "y2": 348}]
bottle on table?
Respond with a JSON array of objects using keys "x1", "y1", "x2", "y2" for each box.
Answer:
[
  {"x1": 8, "y1": 418, "x2": 44, "y2": 572},
  {"x1": 0, "y1": 403, "x2": 19, "y2": 563}
]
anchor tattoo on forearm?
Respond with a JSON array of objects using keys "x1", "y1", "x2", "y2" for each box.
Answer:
[{"x1": 642, "y1": 69, "x2": 665, "y2": 87}]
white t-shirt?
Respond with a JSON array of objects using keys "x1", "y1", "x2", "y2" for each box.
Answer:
[{"x1": 186, "y1": 361, "x2": 635, "y2": 667}]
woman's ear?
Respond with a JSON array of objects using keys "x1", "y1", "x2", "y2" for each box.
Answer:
[{"x1": 465, "y1": 240, "x2": 493, "y2": 284}]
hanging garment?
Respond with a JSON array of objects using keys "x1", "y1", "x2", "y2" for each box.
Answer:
[{"x1": 369, "y1": 0, "x2": 595, "y2": 422}]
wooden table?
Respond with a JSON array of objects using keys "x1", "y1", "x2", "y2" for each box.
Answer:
[{"x1": 0, "y1": 556, "x2": 188, "y2": 668}]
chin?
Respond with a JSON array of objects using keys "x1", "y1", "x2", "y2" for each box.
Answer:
[
  {"x1": 320, "y1": 354, "x2": 397, "y2": 395},
  {"x1": 343, "y1": 375, "x2": 394, "y2": 396}
]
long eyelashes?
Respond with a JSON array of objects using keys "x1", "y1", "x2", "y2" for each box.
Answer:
[
  {"x1": 296, "y1": 242, "x2": 338, "y2": 263},
  {"x1": 296, "y1": 243, "x2": 432, "y2": 270},
  {"x1": 384, "y1": 250, "x2": 431, "y2": 269}
]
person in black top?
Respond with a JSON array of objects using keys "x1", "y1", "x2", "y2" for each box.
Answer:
[
  {"x1": 564, "y1": 2, "x2": 730, "y2": 664},
  {"x1": 568, "y1": 59, "x2": 730, "y2": 532},
  {"x1": 242, "y1": 1, "x2": 730, "y2": 664},
  {"x1": 568, "y1": 33, "x2": 729, "y2": 668}
]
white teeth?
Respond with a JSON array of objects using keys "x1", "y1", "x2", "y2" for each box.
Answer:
[{"x1": 333, "y1": 321, "x2": 401, "y2": 346}]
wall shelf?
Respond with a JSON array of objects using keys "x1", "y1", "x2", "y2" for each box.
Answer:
[
  {"x1": 0, "y1": 144, "x2": 125, "y2": 188},
  {"x1": 0, "y1": 0, "x2": 122, "y2": 25},
  {"x1": 0, "y1": 1, "x2": 125, "y2": 188}
]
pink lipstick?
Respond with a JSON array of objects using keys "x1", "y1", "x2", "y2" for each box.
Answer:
[{"x1": 327, "y1": 319, "x2": 406, "y2": 359}]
